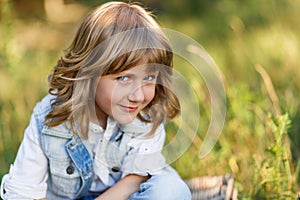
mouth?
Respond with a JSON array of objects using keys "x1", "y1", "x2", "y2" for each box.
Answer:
[{"x1": 119, "y1": 105, "x2": 139, "y2": 113}]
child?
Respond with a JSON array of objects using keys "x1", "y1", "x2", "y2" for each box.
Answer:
[{"x1": 0, "y1": 2, "x2": 191, "y2": 200}]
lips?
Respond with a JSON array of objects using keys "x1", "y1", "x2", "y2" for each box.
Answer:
[{"x1": 119, "y1": 105, "x2": 139, "y2": 113}]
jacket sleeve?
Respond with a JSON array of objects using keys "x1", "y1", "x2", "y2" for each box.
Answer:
[{"x1": 1, "y1": 111, "x2": 48, "y2": 199}]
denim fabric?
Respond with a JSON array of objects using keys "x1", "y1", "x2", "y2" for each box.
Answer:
[
  {"x1": 33, "y1": 95, "x2": 94, "y2": 199},
  {"x1": 129, "y1": 167, "x2": 192, "y2": 200},
  {"x1": 41, "y1": 131, "x2": 94, "y2": 199},
  {"x1": 80, "y1": 167, "x2": 192, "y2": 200},
  {"x1": 78, "y1": 194, "x2": 99, "y2": 200}
]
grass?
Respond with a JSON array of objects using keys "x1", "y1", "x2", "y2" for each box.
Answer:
[{"x1": 1, "y1": 0, "x2": 300, "y2": 199}]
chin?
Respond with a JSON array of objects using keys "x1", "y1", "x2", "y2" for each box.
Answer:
[
  {"x1": 115, "y1": 116, "x2": 136, "y2": 125},
  {"x1": 111, "y1": 110, "x2": 140, "y2": 124},
  {"x1": 116, "y1": 119, "x2": 134, "y2": 125}
]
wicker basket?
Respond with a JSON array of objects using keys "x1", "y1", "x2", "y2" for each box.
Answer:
[{"x1": 184, "y1": 174, "x2": 238, "y2": 200}]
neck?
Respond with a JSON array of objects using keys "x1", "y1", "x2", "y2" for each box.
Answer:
[{"x1": 90, "y1": 111, "x2": 107, "y2": 129}]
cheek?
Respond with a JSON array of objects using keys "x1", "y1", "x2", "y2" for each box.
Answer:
[
  {"x1": 95, "y1": 84, "x2": 113, "y2": 111},
  {"x1": 97, "y1": 84, "x2": 126, "y2": 107},
  {"x1": 144, "y1": 85, "x2": 156, "y2": 103},
  {"x1": 110, "y1": 85, "x2": 129, "y2": 103}
]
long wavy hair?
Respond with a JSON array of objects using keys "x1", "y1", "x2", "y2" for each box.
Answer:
[{"x1": 45, "y1": 1, "x2": 180, "y2": 138}]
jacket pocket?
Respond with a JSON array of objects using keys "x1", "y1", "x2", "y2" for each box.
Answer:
[{"x1": 48, "y1": 157, "x2": 82, "y2": 198}]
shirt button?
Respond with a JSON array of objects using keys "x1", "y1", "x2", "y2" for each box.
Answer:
[
  {"x1": 112, "y1": 166, "x2": 120, "y2": 172},
  {"x1": 66, "y1": 165, "x2": 74, "y2": 175}
]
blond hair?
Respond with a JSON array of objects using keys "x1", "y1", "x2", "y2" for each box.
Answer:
[{"x1": 45, "y1": 1, "x2": 180, "y2": 138}]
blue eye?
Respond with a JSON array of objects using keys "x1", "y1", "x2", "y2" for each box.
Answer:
[
  {"x1": 117, "y1": 76, "x2": 129, "y2": 81},
  {"x1": 144, "y1": 75, "x2": 156, "y2": 81}
]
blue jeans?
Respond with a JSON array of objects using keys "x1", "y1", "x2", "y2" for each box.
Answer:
[
  {"x1": 129, "y1": 167, "x2": 191, "y2": 200},
  {"x1": 80, "y1": 167, "x2": 191, "y2": 200}
]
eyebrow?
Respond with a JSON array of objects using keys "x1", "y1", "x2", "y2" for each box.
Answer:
[{"x1": 118, "y1": 71, "x2": 158, "y2": 78}]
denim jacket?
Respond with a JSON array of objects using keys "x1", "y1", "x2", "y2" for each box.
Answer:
[
  {"x1": 40, "y1": 126, "x2": 94, "y2": 199},
  {"x1": 1, "y1": 94, "x2": 167, "y2": 200},
  {"x1": 33, "y1": 94, "x2": 94, "y2": 199}
]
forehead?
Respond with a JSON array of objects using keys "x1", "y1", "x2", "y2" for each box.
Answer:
[
  {"x1": 118, "y1": 62, "x2": 159, "y2": 74},
  {"x1": 104, "y1": 45, "x2": 172, "y2": 76}
]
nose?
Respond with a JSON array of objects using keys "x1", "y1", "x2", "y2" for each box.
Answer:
[{"x1": 128, "y1": 85, "x2": 145, "y2": 102}]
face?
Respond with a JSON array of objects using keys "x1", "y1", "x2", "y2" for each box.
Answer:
[{"x1": 94, "y1": 64, "x2": 159, "y2": 126}]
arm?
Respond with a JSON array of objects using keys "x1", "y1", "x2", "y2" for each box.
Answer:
[
  {"x1": 95, "y1": 174, "x2": 149, "y2": 200},
  {"x1": 1, "y1": 113, "x2": 48, "y2": 200}
]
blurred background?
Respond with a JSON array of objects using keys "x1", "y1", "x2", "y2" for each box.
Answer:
[{"x1": 0, "y1": 0, "x2": 299, "y2": 199}]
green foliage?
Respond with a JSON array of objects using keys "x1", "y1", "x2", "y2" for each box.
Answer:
[
  {"x1": 252, "y1": 114, "x2": 294, "y2": 199},
  {"x1": 0, "y1": 0, "x2": 57, "y2": 181}
]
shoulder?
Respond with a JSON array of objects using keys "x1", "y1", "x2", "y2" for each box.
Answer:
[
  {"x1": 32, "y1": 94, "x2": 56, "y2": 134},
  {"x1": 33, "y1": 95, "x2": 73, "y2": 139},
  {"x1": 33, "y1": 94, "x2": 56, "y2": 116}
]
